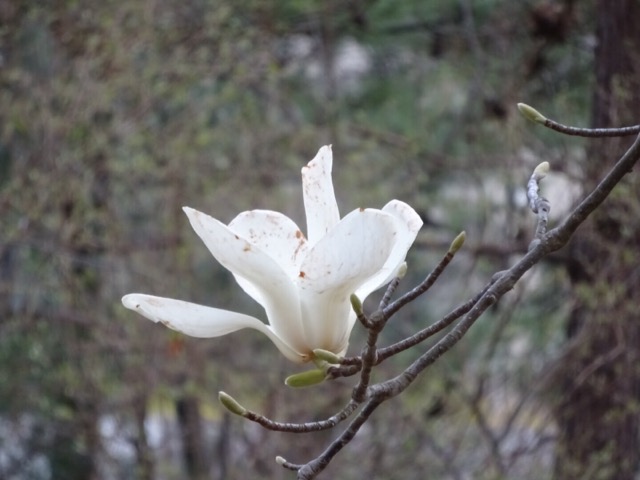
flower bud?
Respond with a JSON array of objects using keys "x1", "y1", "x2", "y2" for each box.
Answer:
[
  {"x1": 284, "y1": 368, "x2": 327, "y2": 388},
  {"x1": 218, "y1": 391, "x2": 247, "y2": 416},
  {"x1": 533, "y1": 161, "x2": 550, "y2": 179},
  {"x1": 350, "y1": 294, "x2": 363, "y2": 316},
  {"x1": 396, "y1": 262, "x2": 408, "y2": 278}
]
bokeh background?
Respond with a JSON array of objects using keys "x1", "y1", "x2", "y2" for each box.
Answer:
[{"x1": 1, "y1": 1, "x2": 639, "y2": 479}]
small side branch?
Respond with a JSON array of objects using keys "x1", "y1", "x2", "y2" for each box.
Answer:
[
  {"x1": 383, "y1": 232, "x2": 465, "y2": 319},
  {"x1": 378, "y1": 271, "x2": 403, "y2": 309},
  {"x1": 244, "y1": 400, "x2": 359, "y2": 433},
  {"x1": 351, "y1": 319, "x2": 382, "y2": 402},
  {"x1": 293, "y1": 399, "x2": 383, "y2": 480},
  {"x1": 518, "y1": 103, "x2": 640, "y2": 137},
  {"x1": 219, "y1": 393, "x2": 359, "y2": 433},
  {"x1": 376, "y1": 288, "x2": 487, "y2": 363}
]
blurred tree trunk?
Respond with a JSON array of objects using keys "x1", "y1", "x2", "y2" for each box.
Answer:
[
  {"x1": 214, "y1": 412, "x2": 231, "y2": 480},
  {"x1": 133, "y1": 395, "x2": 154, "y2": 480},
  {"x1": 176, "y1": 395, "x2": 208, "y2": 479},
  {"x1": 553, "y1": 2, "x2": 640, "y2": 479}
]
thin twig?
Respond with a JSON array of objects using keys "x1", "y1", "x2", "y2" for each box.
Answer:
[
  {"x1": 518, "y1": 103, "x2": 640, "y2": 137},
  {"x1": 383, "y1": 247, "x2": 458, "y2": 319},
  {"x1": 330, "y1": 275, "x2": 482, "y2": 375},
  {"x1": 352, "y1": 310, "x2": 385, "y2": 402},
  {"x1": 541, "y1": 119, "x2": 640, "y2": 137},
  {"x1": 334, "y1": 356, "x2": 362, "y2": 366},
  {"x1": 325, "y1": 364, "x2": 361, "y2": 380},
  {"x1": 376, "y1": 291, "x2": 485, "y2": 362},
  {"x1": 242, "y1": 400, "x2": 359, "y2": 433},
  {"x1": 378, "y1": 274, "x2": 403, "y2": 310},
  {"x1": 294, "y1": 399, "x2": 383, "y2": 479}
]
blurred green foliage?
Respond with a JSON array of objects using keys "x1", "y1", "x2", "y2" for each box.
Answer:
[{"x1": 0, "y1": 0, "x2": 601, "y2": 478}]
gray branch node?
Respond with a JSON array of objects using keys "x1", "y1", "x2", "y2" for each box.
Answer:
[{"x1": 527, "y1": 161, "x2": 552, "y2": 240}]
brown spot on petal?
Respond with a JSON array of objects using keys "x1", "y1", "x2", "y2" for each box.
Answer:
[
  {"x1": 359, "y1": 207, "x2": 364, "y2": 212},
  {"x1": 295, "y1": 230, "x2": 304, "y2": 239},
  {"x1": 243, "y1": 244, "x2": 251, "y2": 252},
  {"x1": 299, "y1": 271, "x2": 306, "y2": 278}
]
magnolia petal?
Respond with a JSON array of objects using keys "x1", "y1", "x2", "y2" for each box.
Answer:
[
  {"x1": 297, "y1": 208, "x2": 399, "y2": 349},
  {"x1": 183, "y1": 207, "x2": 305, "y2": 350},
  {"x1": 297, "y1": 290, "x2": 353, "y2": 355},
  {"x1": 122, "y1": 294, "x2": 306, "y2": 363},
  {"x1": 299, "y1": 208, "x2": 399, "y2": 293},
  {"x1": 301, "y1": 146, "x2": 340, "y2": 246},
  {"x1": 382, "y1": 200, "x2": 424, "y2": 238},
  {"x1": 355, "y1": 200, "x2": 423, "y2": 301},
  {"x1": 228, "y1": 210, "x2": 308, "y2": 277}
]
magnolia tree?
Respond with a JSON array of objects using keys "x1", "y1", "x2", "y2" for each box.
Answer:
[{"x1": 123, "y1": 105, "x2": 640, "y2": 479}]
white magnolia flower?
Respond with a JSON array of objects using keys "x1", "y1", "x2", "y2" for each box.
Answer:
[{"x1": 122, "y1": 146, "x2": 422, "y2": 364}]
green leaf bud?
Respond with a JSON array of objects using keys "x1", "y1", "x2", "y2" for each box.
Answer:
[
  {"x1": 350, "y1": 294, "x2": 363, "y2": 316},
  {"x1": 449, "y1": 231, "x2": 466, "y2": 254},
  {"x1": 517, "y1": 103, "x2": 547, "y2": 124}
]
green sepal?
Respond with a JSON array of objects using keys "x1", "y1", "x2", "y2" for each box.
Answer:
[
  {"x1": 284, "y1": 368, "x2": 327, "y2": 388},
  {"x1": 313, "y1": 348, "x2": 343, "y2": 364}
]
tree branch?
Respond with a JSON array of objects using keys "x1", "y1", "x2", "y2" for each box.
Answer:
[{"x1": 238, "y1": 109, "x2": 640, "y2": 479}]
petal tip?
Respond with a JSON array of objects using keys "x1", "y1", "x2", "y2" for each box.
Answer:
[
  {"x1": 308, "y1": 145, "x2": 333, "y2": 168},
  {"x1": 121, "y1": 294, "x2": 138, "y2": 309},
  {"x1": 182, "y1": 206, "x2": 197, "y2": 217}
]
